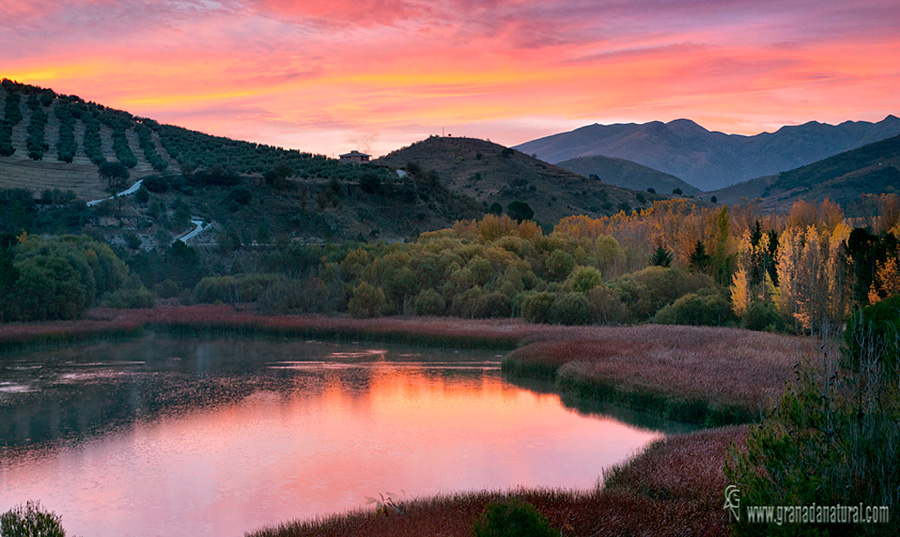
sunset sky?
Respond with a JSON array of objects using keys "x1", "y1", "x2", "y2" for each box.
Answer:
[{"x1": 2, "y1": 0, "x2": 898, "y2": 157}]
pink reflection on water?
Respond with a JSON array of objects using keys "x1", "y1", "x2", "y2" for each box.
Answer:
[{"x1": 0, "y1": 363, "x2": 661, "y2": 537}]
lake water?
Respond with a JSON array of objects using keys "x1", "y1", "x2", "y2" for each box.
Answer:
[{"x1": 0, "y1": 335, "x2": 687, "y2": 536}]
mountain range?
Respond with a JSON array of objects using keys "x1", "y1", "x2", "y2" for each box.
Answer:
[
  {"x1": 513, "y1": 116, "x2": 900, "y2": 191},
  {"x1": 710, "y1": 134, "x2": 900, "y2": 212}
]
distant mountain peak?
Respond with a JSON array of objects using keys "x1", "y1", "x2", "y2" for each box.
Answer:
[{"x1": 513, "y1": 116, "x2": 900, "y2": 191}]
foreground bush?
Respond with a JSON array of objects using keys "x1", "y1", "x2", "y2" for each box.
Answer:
[
  {"x1": 472, "y1": 498, "x2": 556, "y2": 537},
  {"x1": 726, "y1": 310, "x2": 900, "y2": 536},
  {"x1": 0, "y1": 501, "x2": 66, "y2": 537}
]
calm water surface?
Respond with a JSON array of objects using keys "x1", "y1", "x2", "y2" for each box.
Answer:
[{"x1": 0, "y1": 335, "x2": 686, "y2": 536}]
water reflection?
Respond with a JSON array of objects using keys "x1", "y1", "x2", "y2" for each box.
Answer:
[{"x1": 2, "y1": 335, "x2": 666, "y2": 537}]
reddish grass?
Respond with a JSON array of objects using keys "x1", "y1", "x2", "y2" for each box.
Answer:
[
  {"x1": 100, "y1": 305, "x2": 542, "y2": 348},
  {"x1": 0, "y1": 314, "x2": 144, "y2": 352},
  {"x1": 247, "y1": 425, "x2": 748, "y2": 537},
  {"x1": 505, "y1": 325, "x2": 816, "y2": 423}
]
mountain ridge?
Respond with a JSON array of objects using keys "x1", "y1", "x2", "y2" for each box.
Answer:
[
  {"x1": 709, "y1": 134, "x2": 900, "y2": 213},
  {"x1": 513, "y1": 116, "x2": 900, "y2": 191}
]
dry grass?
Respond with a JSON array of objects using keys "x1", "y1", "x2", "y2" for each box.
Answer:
[
  {"x1": 247, "y1": 425, "x2": 747, "y2": 537},
  {"x1": 505, "y1": 324, "x2": 815, "y2": 424}
]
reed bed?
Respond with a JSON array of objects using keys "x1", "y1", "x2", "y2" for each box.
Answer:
[
  {"x1": 0, "y1": 316, "x2": 143, "y2": 353},
  {"x1": 247, "y1": 425, "x2": 746, "y2": 537},
  {"x1": 100, "y1": 305, "x2": 541, "y2": 349},
  {"x1": 504, "y1": 324, "x2": 816, "y2": 424}
]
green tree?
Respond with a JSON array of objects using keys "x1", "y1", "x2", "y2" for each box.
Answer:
[
  {"x1": 648, "y1": 245, "x2": 673, "y2": 267},
  {"x1": 506, "y1": 200, "x2": 534, "y2": 222},
  {"x1": 99, "y1": 161, "x2": 130, "y2": 191},
  {"x1": 545, "y1": 249, "x2": 575, "y2": 281},
  {"x1": 347, "y1": 281, "x2": 386, "y2": 318}
]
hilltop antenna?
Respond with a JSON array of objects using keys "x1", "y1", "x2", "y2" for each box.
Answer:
[{"x1": 442, "y1": 127, "x2": 445, "y2": 137}]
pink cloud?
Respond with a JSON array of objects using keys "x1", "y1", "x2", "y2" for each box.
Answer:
[{"x1": 1, "y1": 0, "x2": 898, "y2": 156}]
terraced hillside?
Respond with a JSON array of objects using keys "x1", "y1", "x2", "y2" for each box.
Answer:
[{"x1": 0, "y1": 81, "x2": 176, "y2": 200}]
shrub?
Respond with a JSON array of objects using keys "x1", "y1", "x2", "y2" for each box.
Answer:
[
  {"x1": 521, "y1": 291, "x2": 555, "y2": 324},
  {"x1": 227, "y1": 186, "x2": 252, "y2": 205},
  {"x1": 610, "y1": 266, "x2": 713, "y2": 321},
  {"x1": 472, "y1": 498, "x2": 555, "y2": 537},
  {"x1": 142, "y1": 176, "x2": 170, "y2": 193},
  {"x1": 412, "y1": 288, "x2": 445, "y2": 316},
  {"x1": 123, "y1": 231, "x2": 142, "y2": 250},
  {"x1": 152, "y1": 279, "x2": 180, "y2": 299},
  {"x1": 101, "y1": 286, "x2": 154, "y2": 309},
  {"x1": 843, "y1": 293, "x2": 900, "y2": 376},
  {"x1": 256, "y1": 276, "x2": 344, "y2": 314},
  {"x1": 726, "y1": 319, "x2": 900, "y2": 536},
  {"x1": 567, "y1": 265, "x2": 602, "y2": 293},
  {"x1": 475, "y1": 291, "x2": 512, "y2": 318},
  {"x1": 741, "y1": 299, "x2": 782, "y2": 332},
  {"x1": 0, "y1": 501, "x2": 66, "y2": 537},
  {"x1": 654, "y1": 291, "x2": 734, "y2": 326},
  {"x1": 545, "y1": 249, "x2": 575, "y2": 281},
  {"x1": 347, "y1": 281, "x2": 386, "y2": 318},
  {"x1": 549, "y1": 292, "x2": 595, "y2": 325},
  {"x1": 587, "y1": 286, "x2": 630, "y2": 325}
]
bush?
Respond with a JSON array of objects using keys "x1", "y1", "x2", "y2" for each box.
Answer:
[
  {"x1": 549, "y1": 292, "x2": 595, "y2": 325},
  {"x1": 610, "y1": 266, "x2": 714, "y2": 321},
  {"x1": 587, "y1": 286, "x2": 629, "y2": 325},
  {"x1": 545, "y1": 249, "x2": 575, "y2": 281},
  {"x1": 412, "y1": 288, "x2": 445, "y2": 316},
  {"x1": 101, "y1": 286, "x2": 154, "y2": 309},
  {"x1": 152, "y1": 279, "x2": 179, "y2": 299},
  {"x1": 347, "y1": 281, "x2": 386, "y2": 318},
  {"x1": 0, "y1": 501, "x2": 66, "y2": 537},
  {"x1": 741, "y1": 299, "x2": 782, "y2": 332},
  {"x1": 227, "y1": 186, "x2": 252, "y2": 205},
  {"x1": 726, "y1": 319, "x2": 900, "y2": 536},
  {"x1": 142, "y1": 176, "x2": 170, "y2": 193},
  {"x1": 472, "y1": 498, "x2": 555, "y2": 537},
  {"x1": 843, "y1": 294, "x2": 900, "y2": 376},
  {"x1": 123, "y1": 231, "x2": 142, "y2": 250},
  {"x1": 653, "y1": 291, "x2": 734, "y2": 326},
  {"x1": 521, "y1": 291, "x2": 555, "y2": 323},
  {"x1": 567, "y1": 265, "x2": 602, "y2": 292},
  {"x1": 193, "y1": 274, "x2": 277, "y2": 304},
  {"x1": 475, "y1": 291, "x2": 512, "y2": 318}
]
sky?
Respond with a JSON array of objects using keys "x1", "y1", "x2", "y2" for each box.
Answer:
[{"x1": 2, "y1": 0, "x2": 899, "y2": 157}]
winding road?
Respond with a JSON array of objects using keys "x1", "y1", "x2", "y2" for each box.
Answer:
[{"x1": 85, "y1": 180, "x2": 212, "y2": 245}]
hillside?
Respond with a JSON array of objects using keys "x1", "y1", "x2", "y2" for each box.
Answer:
[
  {"x1": 709, "y1": 134, "x2": 900, "y2": 213},
  {"x1": 374, "y1": 136, "x2": 669, "y2": 223},
  {"x1": 555, "y1": 154, "x2": 700, "y2": 196},
  {"x1": 513, "y1": 116, "x2": 900, "y2": 191},
  {"x1": 0, "y1": 80, "x2": 482, "y2": 245}
]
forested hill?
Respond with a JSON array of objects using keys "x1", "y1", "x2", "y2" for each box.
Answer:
[
  {"x1": 0, "y1": 79, "x2": 390, "y2": 201},
  {"x1": 555, "y1": 154, "x2": 700, "y2": 196},
  {"x1": 375, "y1": 136, "x2": 671, "y2": 224},
  {"x1": 710, "y1": 134, "x2": 900, "y2": 212},
  {"x1": 0, "y1": 79, "x2": 484, "y2": 246}
]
